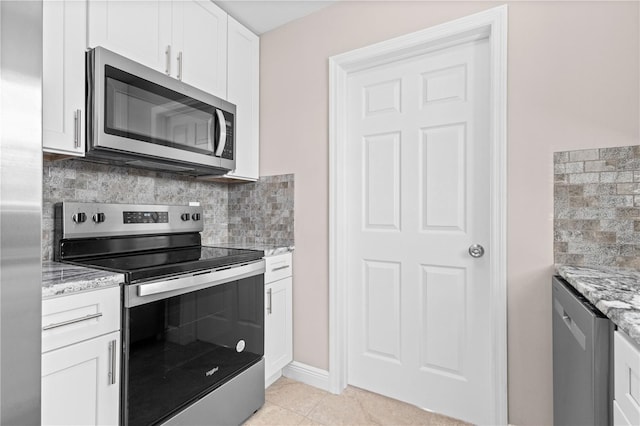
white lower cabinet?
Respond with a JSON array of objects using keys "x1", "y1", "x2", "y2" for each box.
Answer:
[
  {"x1": 264, "y1": 253, "x2": 293, "y2": 387},
  {"x1": 42, "y1": 331, "x2": 120, "y2": 426},
  {"x1": 614, "y1": 330, "x2": 640, "y2": 426},
  {"x1": 41, "y1": 286, "x2": 121, "y2": 426}
]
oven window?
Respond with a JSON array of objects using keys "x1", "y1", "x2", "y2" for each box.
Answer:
[
  {"x1": 125, "y1": 275, "x2": 264, "y2": 426},
  {"x1": 104, "y1": 65, "x2": 220, "y2": 156}
]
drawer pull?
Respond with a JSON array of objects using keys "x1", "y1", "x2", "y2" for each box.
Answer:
[
  {"x1": 108, "y1": 339, "x2": 117, "y2": 385},
  {"x1": 42, "y1": 312, "x2": 103, "y2": 331},
  {"x1": 74, "y1": 109, "x2": 81, "y2": 148},
  {"x1": 271, "y1": 265, "x2": 290, "y2": 272}
]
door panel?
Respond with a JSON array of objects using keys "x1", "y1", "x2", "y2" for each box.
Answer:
[
  {"x1": 420, "y1": 265, "x2": 466, "y2": 376},
  {"x1": 363, "y1": 260, "x2": 401, "y2": 361},
  {"x1": 421, "y1": 123, "x2": 467, "y2": 231},
  {"x1": 347, "y1": 38, "x2": 491, "y2": 424},
  {"x1": 363, "y1": 133, "x2": 401, "y2": 230}
]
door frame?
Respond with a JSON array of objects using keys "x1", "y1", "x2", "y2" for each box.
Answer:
[{"x1": 328, "y1": 5, "x2": 508, "y2": 424}]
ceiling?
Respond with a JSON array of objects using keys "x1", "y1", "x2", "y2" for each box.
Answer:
[{"x1": 214, "y1": 0, "x2": 338, "y2": 35}]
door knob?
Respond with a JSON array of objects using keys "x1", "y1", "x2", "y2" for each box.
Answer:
[{"x1": 468, "y1": 244, "x2": 485, "y2": 258}]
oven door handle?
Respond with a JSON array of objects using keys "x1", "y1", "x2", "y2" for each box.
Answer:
[{"x1": 128, "y1": 260, "x2": 265, "y2": 307}]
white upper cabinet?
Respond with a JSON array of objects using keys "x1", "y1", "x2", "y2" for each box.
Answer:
[
  {"x1": 87, "y1": 0, "x2": 226, "y2": 97},
  {"x1": 223, "y1": 16, "x2": 260, "y2": 181},
  {"x1": 43, "y1": 0, "x2": 87, "y2": 156},
  {"x1": 87, "y1": 0, "x2": 172, "y2": 73},
  {"x1": 172, "y1": 1, "x2": 228, "y2": 98}
]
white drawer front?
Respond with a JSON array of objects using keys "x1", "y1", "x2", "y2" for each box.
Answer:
[
  {"x1": 614, "y1": 330, "x2": 640, "y2": 426},
  {"x1": 42, "y1": 286, "x2": 121, "y2": 353},
  {"x1": 265, "y1": 253, "x2": 292, "y2": 283}
]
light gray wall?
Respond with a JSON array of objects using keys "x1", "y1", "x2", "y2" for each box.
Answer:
[{"x1": 259, "y1": 2, "x2": 640, "y2": 424}]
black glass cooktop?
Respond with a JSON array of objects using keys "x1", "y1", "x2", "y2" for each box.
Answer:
[{"x1": 69, "y1": 246, "x2": 264, "y2": 283}]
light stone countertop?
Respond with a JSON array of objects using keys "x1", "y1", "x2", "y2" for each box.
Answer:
[
  {"x1": 212, "y1": 243, "x2": 295, "y2": 257},
  {"x1": 556, "y1": 265, "x2": 640, "y2": 346},
  {"x1": 43, "y1": 260, "x2": 124, "y2": 299}
]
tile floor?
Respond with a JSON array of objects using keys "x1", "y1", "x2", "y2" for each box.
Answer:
[{"x1": 244, "y1": 377, "x2": 470, "y2": 425}]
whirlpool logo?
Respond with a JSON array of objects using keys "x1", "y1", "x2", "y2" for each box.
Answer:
[{"x1": 205, "y1": 367, "x2": 219, "y2": 377}]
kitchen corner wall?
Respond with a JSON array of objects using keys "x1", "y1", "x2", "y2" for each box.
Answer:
[
  {"x1": 259, "y1": 1, "x2": 639, "y2": 425},
  {"x1": 42, "y1": 158, "x2": 294, "y2": 259},
  {"x1": 554, "y1": 145, "x2": 640, "y2": 269}
]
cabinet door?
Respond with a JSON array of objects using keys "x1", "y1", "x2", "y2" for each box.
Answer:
[
  {"x1": 43, "y1": 0, "x2": 86, "y2": 156},
  {"x1": 87, "y1": 0, "x2": 171, "y2": 73},
  {"x1": 42, "y1": 331, "x2": 120, "y2": 426},
  {"x1": 224, "y1": 16, "x2": 260, "y2": 181},
  {"x1": 172, "y1": 0, "x2": 227, "y2": 98},
  {"x1": 265, "y1": 277, "x2": 293, "y2": 383},
  {"x1": 614, "y1": 331, "x2": 640, "y2": 426}
]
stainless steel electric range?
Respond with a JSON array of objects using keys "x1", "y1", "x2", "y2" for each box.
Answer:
[{"x1": 54, "y1": 202, "x2": 266, "y2": 426}]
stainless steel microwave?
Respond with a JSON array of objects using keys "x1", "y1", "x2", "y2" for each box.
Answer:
[{"x1": 86, "y1": 46, "x2": 235, "y2": 176}]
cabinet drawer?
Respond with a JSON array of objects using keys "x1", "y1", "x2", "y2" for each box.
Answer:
[
  {"x1": 614, "y1": 330, "x2": 640, "y2": 426},
  {"x1": 265, "y1": 253, "x2": 292, "y2": 283},
  {"x1": 42, "y1": 286, "x2": 121, "y2": 353}
]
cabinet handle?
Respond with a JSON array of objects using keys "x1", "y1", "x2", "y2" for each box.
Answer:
[
  {"x1": 177, "y1": 51, "x2": 183, "y2": 81},
  {"x1": 271, "y1": 265, "x2": 290, "y2": 273},
  {"x1": 165, "y1": 45, "x2": 171, "y2": 75},
  {"x1": 108, "y1": 339, "x2": 117, "y2": 385},
  {"x1": 42, "y1": 312, "x2": 103, "y2": 330},
  {"x1": 267, "y1": 288, "x2": 273, "y2": 315},
  {"x1": 73, "y1": 109, "x2": 81, "y2": 148}
]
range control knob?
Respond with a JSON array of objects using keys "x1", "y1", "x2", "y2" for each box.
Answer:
[
  {"x1": 72, "y1": 212, "x2": 87, "y2": 223},
  {"x1": 191, "y1": 213, "x2": 201, "y2": 221},
  {"x1": 180, "y1": 213, "x2": 190, "y2": 221},
  {"x1": 92, "y1": 212, "x2": 106, "y2": 223}
]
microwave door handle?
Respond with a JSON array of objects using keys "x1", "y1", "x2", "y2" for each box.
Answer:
[
  {"x1": 207, "y1": 117, "x2": 213, "y2": 151},
  {"x1": 214, "y1": 109, "x2": 226, "y2": 157}
]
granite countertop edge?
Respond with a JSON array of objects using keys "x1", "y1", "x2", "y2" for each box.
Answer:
[
  {"x1": 556, "y1": 264, "x2": 640, "y2": 347},
  {"x1": 213, "y1": 243, "x2": 295, "y2": 257},
  {"x1": 42, "y1": 260, "x2": 125, "y2": 299}
]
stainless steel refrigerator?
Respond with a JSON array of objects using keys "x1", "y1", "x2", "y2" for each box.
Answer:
[{"x1": 0, "y1": 1, "x2": 43, "y2": 423}]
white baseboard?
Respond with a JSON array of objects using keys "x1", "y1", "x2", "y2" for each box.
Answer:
[{"x1": 282, "y1": 361, "x2": 331, "y2": 392}]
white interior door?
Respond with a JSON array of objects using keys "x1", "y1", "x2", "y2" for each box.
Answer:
[{"x1": 346, "y1": 37, "x2": 492, "y2": 424}]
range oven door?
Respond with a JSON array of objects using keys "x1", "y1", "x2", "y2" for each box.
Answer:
[
  {"x1": 87, "y1": 46, "x2": 235, "y2": 176},
  {"x1": 122, "y1": 261, "x2": 264, "y2": 426}
]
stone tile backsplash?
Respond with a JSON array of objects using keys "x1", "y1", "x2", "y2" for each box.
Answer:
[
  {"x1": 228, "y1": 174, "x2": 294, "y2": 247},
  {"x1": 42, "y1": 159, "x2": 294, "y2": 260},
  {"x1": 554, "y1": 145, "x2": 640, "y2": 268}
]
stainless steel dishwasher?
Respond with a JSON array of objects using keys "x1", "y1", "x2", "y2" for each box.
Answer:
[{"x1": 552, "y1": 276, "x2": 612, "y2": 426}]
